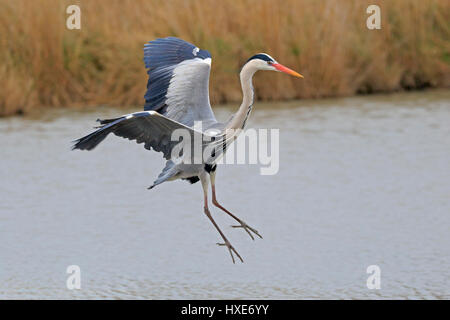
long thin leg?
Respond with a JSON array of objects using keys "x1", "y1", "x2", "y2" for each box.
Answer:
[
  {"x1": 200, "y1": 174, "x2": 243, "y2": 263},
  {"x1": 210, "y1": 171, "x2": 262, "y2": 240}
]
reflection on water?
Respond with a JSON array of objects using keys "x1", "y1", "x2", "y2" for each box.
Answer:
[{"x1": 1, "y1": 90, "x2": 449, "y2": 299}]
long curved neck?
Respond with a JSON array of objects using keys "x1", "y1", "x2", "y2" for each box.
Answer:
[{"x1": 226, "y1": 63, "x2": 256, "y2": 130}]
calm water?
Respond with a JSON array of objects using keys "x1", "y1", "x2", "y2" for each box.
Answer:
[{"x1": 1, "y1": 90, "x2": 449, "y2": 299}]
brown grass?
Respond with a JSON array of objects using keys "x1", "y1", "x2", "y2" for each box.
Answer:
[{"x1": 0, "y1": 0, "x2": 449, "y2": 116}]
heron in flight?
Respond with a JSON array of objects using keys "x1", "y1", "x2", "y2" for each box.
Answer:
[{"x1": 73, "y1": 37, "x2": 303, "y2": 263}]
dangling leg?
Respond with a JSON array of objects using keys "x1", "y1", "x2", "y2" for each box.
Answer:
[
  {"x1": 200, "y1": 173, "x2": 243, "y2": 263},
  {"x1": 210, "y1": 170, "x2": 262, "y2": 240}
]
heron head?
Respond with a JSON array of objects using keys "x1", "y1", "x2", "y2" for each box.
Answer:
[{"x1": 246, "y1": 53, "x2": 303, "y2": 78}]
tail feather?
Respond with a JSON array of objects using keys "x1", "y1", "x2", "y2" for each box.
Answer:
[{"x1": 148, "y1": 160, "x2": 178, "y2": 189}]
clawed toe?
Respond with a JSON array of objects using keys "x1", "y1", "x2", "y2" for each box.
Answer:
[
  {"x1": 231, "y1": 221, "x2": 263, "y2": 240},
  {"x1": 216, "y1": 241, "x2": 244, "y2": 264}
]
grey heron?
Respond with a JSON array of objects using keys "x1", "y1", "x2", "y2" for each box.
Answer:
[{"x1": 72, "y1": 37, "x2": 303, "y2": 263}]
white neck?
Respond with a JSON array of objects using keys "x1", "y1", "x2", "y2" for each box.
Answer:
[{"x1": 226, "y1": 62, "x2": 257, "y2": 130}]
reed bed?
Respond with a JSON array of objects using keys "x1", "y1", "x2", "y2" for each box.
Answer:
[{"x1": 0, "y1": 0, "x2": 448, "y2": 116}]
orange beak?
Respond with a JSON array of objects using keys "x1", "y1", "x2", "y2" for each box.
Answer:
[{"x1": 272, "y1": 63, "x2": 303, "y2": 78}]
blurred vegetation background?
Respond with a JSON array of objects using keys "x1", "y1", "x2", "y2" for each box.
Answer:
[{"x1": 0, "y1": 0, "x2": 448, "y2": 116}]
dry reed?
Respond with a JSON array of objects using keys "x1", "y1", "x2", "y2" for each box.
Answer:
[{"x1": 0, "y1": 0, "x2": 449, "y2": 116}]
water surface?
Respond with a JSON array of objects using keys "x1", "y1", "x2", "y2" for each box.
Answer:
[{"x1": 1, "y1": 90, "x2": 449, "y2": 299}]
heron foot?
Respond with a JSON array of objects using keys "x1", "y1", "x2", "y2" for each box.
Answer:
[
  {"x1": 216, "y1": 240, "x2": 244, "y2": 264},
  {"x1": 231, "y1": 220, "x2": 263, "y2": 240}
]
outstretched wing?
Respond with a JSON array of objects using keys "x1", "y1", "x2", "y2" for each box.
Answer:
[
  {"x1": 143, "y1": 37, "x2": 217, "y2": 128},
  {"x1": 72, "y1": 111, "x2": 222, "y2": 162}
]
